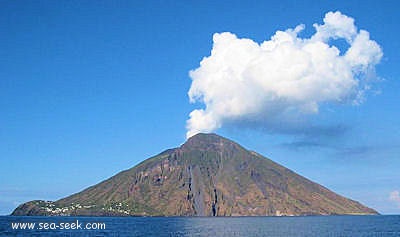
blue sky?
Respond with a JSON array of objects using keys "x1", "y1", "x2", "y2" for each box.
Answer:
[{"x1": 1, "y1": 0, "x2": 399, "y2": 215}]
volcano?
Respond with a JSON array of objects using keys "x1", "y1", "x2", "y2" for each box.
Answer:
[{"x1": 12, "y1": 133, "x2": 377, "y2": 216}]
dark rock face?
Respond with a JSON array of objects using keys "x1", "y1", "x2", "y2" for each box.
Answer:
[{"x1": 12, "y1": 133, "x2": 378, "y2": 216}]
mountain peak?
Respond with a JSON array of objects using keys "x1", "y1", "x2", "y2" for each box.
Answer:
[
  {"x1": 181, "y1": 133, "x2": 242, "y2": 152},
  {"x1": 186, "y1": 133, "x2": 226, "y2": 143}
]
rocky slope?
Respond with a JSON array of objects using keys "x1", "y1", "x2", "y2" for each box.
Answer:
[{"x1": 12, "y1": 133, "x2": 377, "y2": 216}]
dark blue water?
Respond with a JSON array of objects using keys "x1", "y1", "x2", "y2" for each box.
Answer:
[{"x1": 1, "y1": 215, "x2": 400, "y2": 237}]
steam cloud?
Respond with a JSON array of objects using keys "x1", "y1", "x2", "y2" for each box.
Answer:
[{"x1": 186, "y1": 11, "x2": 383, "y2": 138}]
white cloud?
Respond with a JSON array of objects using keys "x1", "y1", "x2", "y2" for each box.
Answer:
[
  {"x1": 312, "y1": 11, "x2": 357, "y2": 42},
  {"x1": 186, "y1": 11, "x2": 383, "y2": 138},
  {"x1": 389, "y1": 191, "x2": 400, "y2": 208}
]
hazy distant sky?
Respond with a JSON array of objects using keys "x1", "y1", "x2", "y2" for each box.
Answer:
[{"x1": 1, "y1": 0, "x2": 399, "y2": 215}]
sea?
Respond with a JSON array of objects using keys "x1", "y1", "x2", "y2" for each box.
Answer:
[{"x1": 1, "y1": 215, "x2": 399, "y2": 237}]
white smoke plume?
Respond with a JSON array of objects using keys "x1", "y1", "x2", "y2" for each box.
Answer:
[{"x1": 186, "y1": 11, "x2": 383, "y2": 138}]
